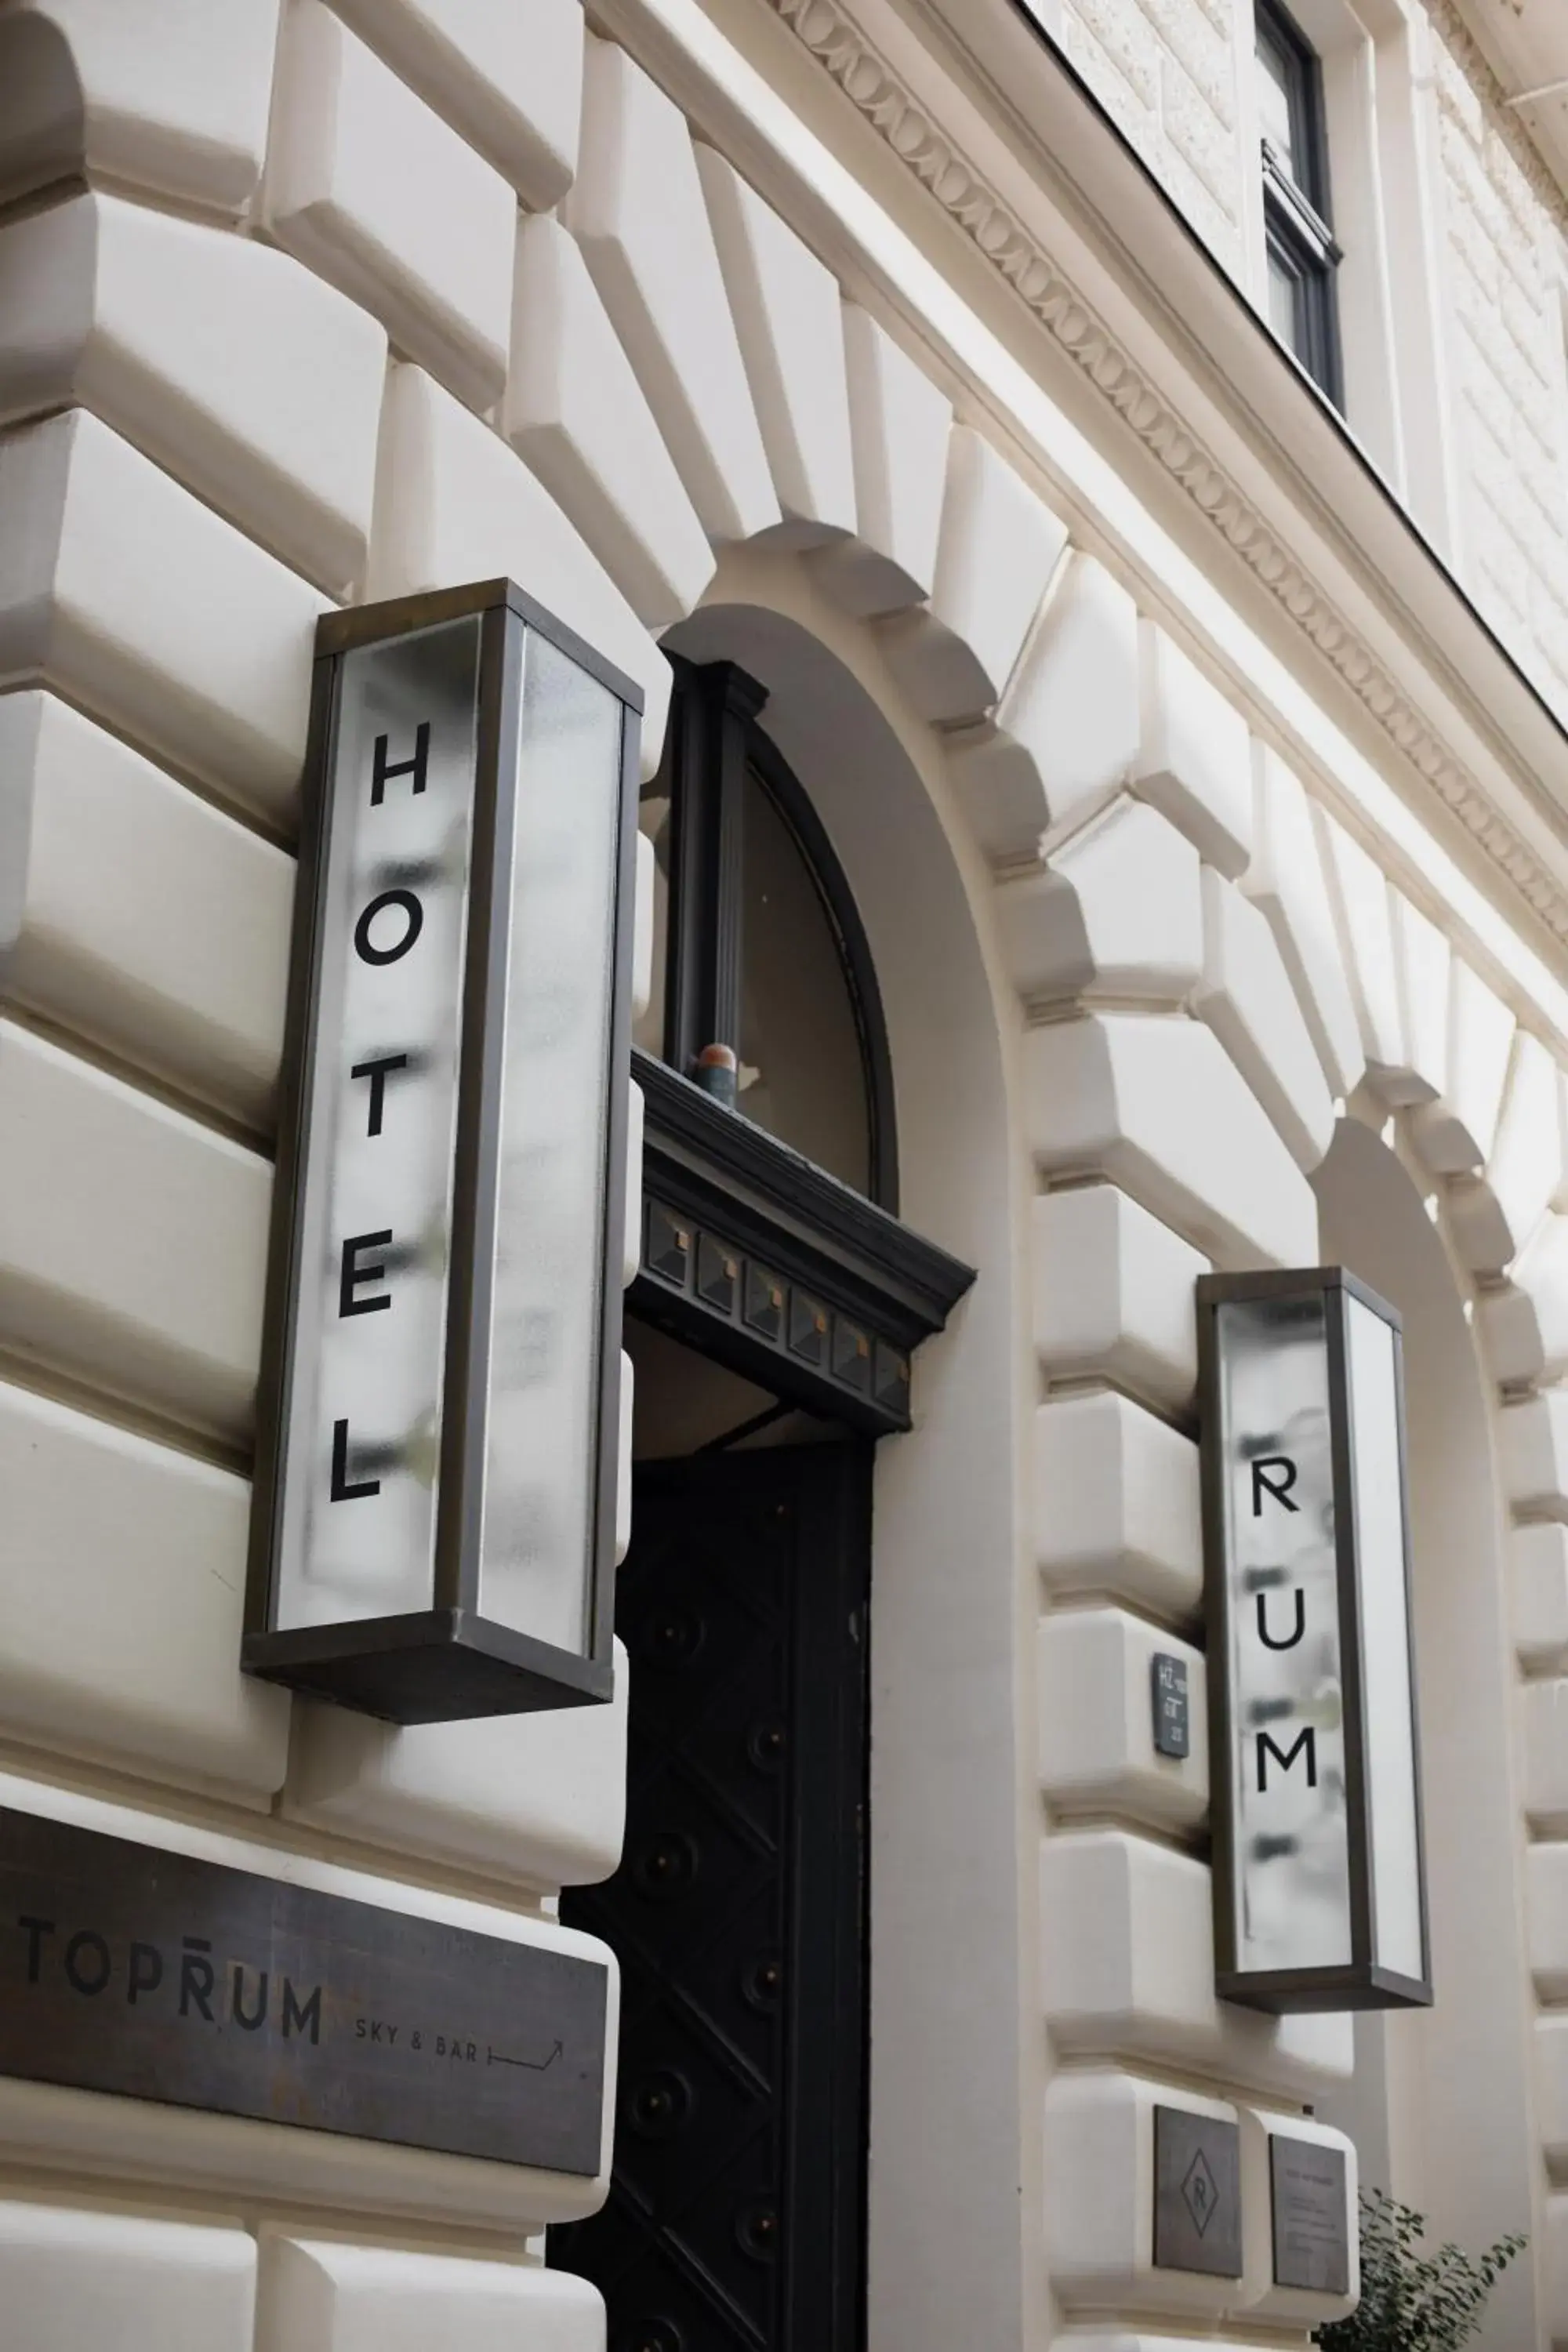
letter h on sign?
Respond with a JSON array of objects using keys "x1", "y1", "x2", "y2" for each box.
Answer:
[
  {"x1": 1196, "y1": 1268, "x2": 1432, "y2": 2014},
  {"x1": 243, "y1": 581, "x2": 642, "y2": 1722}
]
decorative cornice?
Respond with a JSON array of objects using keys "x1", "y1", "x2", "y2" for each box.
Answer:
[{"x1": 769, "y1": 0, "x2": 1568, "y2": 946}]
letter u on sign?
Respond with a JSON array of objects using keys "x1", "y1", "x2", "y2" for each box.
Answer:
[
  {"x1": 1196, "y1": 1269, "x2": 1432, "y2": 2014},
  {"x1": 243, "y1": 582, "x2": 642, "y2": 1724}
]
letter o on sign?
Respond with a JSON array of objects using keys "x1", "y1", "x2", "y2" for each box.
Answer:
[{"x1": 354, "y1": 889, "x2": 424, "y2": 967}]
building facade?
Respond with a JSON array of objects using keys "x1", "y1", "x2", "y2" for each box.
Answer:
[{"x1": 1, "y1": 0, "x2": 1567, "y2": 2346}]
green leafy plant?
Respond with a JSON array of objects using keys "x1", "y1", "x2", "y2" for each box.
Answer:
[{"x1": 1318, "y1": 2190, "x2": 1525, "y2": 2352}]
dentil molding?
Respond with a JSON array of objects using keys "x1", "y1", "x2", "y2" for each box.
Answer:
[{"x1": 768, "y1": 0, "x2": 1568, "y2": 947}]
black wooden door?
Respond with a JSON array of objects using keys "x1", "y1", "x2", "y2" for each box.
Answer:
[{"x1": 551, "y1": 1442, "x2": 871, "y2": 2352}]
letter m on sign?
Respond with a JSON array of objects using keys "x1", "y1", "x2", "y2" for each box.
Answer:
[{"x1": 1256, "y1": 1727, "x2": 1316, "y2": 1791}]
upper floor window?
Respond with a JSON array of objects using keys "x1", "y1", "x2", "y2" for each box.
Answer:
[{"x1": 1256, "y1": 0, "x2": 1342, "y2": 406}]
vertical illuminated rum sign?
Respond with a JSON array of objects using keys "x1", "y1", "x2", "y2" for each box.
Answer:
[
  {"x1": 1197, "y1": 1269, "x2": 1432, "y2": 2012},
  {"x1": 245, "y1": 583, "x2": 641, "y2": 1722}
]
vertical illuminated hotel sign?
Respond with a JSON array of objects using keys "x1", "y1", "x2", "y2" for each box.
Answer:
[
  {"x1": 245, "y1": 582, "x2": 641, "y2": 1722},
  {"x1": 1197, "y1": 1269, "x2": 1432, "y2": 2011}
]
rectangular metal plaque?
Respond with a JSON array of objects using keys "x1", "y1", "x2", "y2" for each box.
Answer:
[
  {"x1": 1153, "y1": 2105, "x2": 1242, "y2": 2276},
  {"x1": 1271, "y1": 2134, "x2": 1350, "y2": 2293},
  {"x1": 0, "y1": 1809, "x2": 608, "y2": 2176},
  {"x1": 1151, "y1": 1653, "x2": 1190, "y2": 1759}
]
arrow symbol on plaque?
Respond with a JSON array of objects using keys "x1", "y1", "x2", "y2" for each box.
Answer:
[{"x1": 488, "y1": 2040, "x2": 563, "y2": 2072}]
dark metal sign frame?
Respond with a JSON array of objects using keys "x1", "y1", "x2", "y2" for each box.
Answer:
[
  {"x1": 1198, "y1": 1265, "x2": 1433, "y2": 2013},
  {"x1": 245, "y1": 579, "x2": 641, "y2": 1723}
]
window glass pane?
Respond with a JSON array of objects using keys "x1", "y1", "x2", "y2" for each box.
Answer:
[
  {"x1": 737, "y1": 768, "x2": 871, "y2": 1196},
  {"x1": 1256, "y1": 28, "x2": 1298, "y2": 176},
  {"x1": 1268, "y1": 245, "x2": 1302, "y2": 348},
  {"x1": 634, "y1": 780, "x2": 671, "y2": 1058}
]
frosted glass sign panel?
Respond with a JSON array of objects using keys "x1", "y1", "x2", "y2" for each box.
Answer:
[
  {"x1": 479, "y1": 633, "x2": 624, "y2": 1654},
  {"x1": 1198, "y1": 1269, "x2": 1431, "y2": 2013},
  {"x1": 246, "y1": 581, "x2": 641, "y2": 1725},
  {"x1": 275, "y1": 616, "x2": 479, "y2": 1633},
  {"x1": 1215, "y1": 1296, "x2": 1352, "y2": 1976},
  {"x1": 1346, "y1": 1294, "x2": 1425, "y2": 1986}
]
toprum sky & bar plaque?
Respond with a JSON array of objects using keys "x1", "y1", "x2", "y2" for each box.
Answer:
[{"x1": 0, "y1": 1807, "x2": 608, "y2": 2176}]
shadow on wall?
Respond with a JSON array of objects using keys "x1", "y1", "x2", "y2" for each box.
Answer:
[{"x1": 1313, "y1": 1116, "x2": 1541, "y2": 2350}]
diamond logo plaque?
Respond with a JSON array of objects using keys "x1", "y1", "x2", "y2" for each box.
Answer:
[{"x1": 1154, "y1": 2107, "x2": 1242, "y2": 2277}]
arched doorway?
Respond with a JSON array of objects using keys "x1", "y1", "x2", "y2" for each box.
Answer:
[
  {"x1": 1314, "y1": 1114, "x2": 1543, "y2": 2344},
  {"x1": 549, "y1": 645, "x2": 975, "y2": 2350}
]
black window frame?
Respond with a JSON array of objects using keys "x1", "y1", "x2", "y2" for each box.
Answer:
[
  {"x1": 1256, "y1": 0, "x2": 1343, "y2": 407},
  {"x1": 647, "y1": 654, "x2": 899, "y2": 1214}
]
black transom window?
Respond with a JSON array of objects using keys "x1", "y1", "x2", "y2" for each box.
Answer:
[
  {"x1": 1256, "y1": 0, "x2": 1342, "y2": 405},
  {"x1": 637, "y1": 658, "x2": 897, "y2": 1209}
]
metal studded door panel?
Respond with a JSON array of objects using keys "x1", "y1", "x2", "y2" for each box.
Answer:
[{"x1": 551, "y1": 1442, "x2": 871, "y2": 2352}]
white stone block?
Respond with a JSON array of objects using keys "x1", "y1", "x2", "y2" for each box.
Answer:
[
  {"x1": 0, "y1": 1377, "x2": 288, "y2": 1797},
  {"x1": 950, "y1": 554, "x2": 1139, "y2": 859},
  {"x1": 1523, "y1": 1678, "x2": 1568, "y2": 1831},
  {"x1": 882, "y1": 427, "x2": 1068, "y2": 726},
  {"x1": 1315, "y1": 808, "x2": 1422, "y2": 1102},
  {"x1": 1134, "y1": 622, "x2": 1251, "y2": 879},
  {"x1": 1245, "y1": 747, "x2": 1363, "y2": 1098},
  {"x1": 0, "y1": 2200, "x2": 255, "y2": 2352},
  {"x1": 1044, "y1": 2069, "x2": 1242, "y2": 2317},
  {"x1": 1031, "y1": 1182, "x2": 1207, "y2": 1413},
  {"x1": 330, "y1": 0, "x2": 583, "y2": 209},
  {"x1": 564, "y1": 39, "x2": 777, "y2": 546},
  {"x1": 0, "y1": 1019, "x2": 268, "y2": 1443},
  {"x1": 1527, "y1": 1843, "x2": 1568, "y2": 2001},
  {"x1": 288, "y1": 1639, "x2": 627, "y2": 1890},
  {"x1": 0, "y1": 0, "x2": 281, "y2": 216},
  {"x1": 1488, "y1": 1033, "x2": 1563, "y2": 1257},
  {"x1": 1038, "y1": 1609, "x2": 1207, "y2": 1830},
  {"x1": 1034, "y1": 1389, "x2": 1202, "y2": 1623},
  {"x1": 1042, "y1": 1831, "x2": 1354, "y2": 2095},
  {"x1": 1447, "y1": 959, "x2": 1515, "y2": 1157},
  {"x1": 1514, "y1": 1523, "x2": 1568, "y2": 1671},
  {"x1": 0, "y1": 692, "x2": 291, "y2": 1128},
  {"x1": 812, "y1": 304, "x2": 951, "y2": 616},
  {"x1": 1237, "y1": 2106, "x2": 1358, "y2": 2325},
  {"x1": 257, "y1": 2238, "x2": 604, "y2": 2352},
  {"x1": 1502, "y1": 1389, "x2": 1568, "y2": 1516},
  {"x1": 623, "y1": 1080, "x2": 643, "y2": 1290},
  {"x1": 0, "y1": 409, "x2": 324, "y2": 827},
  {"x1": 0, "y1": 190, "x2": 387, "y2": 597},
  {"x1": 695, "y1": 144, "x2": 855, "y2": 546},
  {"x1": 1023, "y1": 1014, "x2": 1319, "y2": 1269},
  {"x1": 1484, "y1": 1211, "x2": 1568, "y2": 1384},
  {"x1": 996, "y1": 796, "x2": 1202, "y2": 1007},
  {"x1": 1390, "y1": 891, "x2": 1451, "y2": 1116},
  {"x1": 1444, "y1": 1178, "x2": 1512, "y2": 1279},
  {"x1": 267, "y1": 0, "x2": 515, "y2": 414},
  {"x1": 1193, "y1": 866, "x2": 1336, "y2": 1172},
  {"x1": 368, "y1": 365, "x2": 670, "y2": 775},
  {"x1": 506, "y1": 214, "x2": 713, "y2": 629}
]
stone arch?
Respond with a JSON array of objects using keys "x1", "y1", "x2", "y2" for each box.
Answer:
[{"x1": 666, "y1": 560, "x2": 1038, "y2": 2352}]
